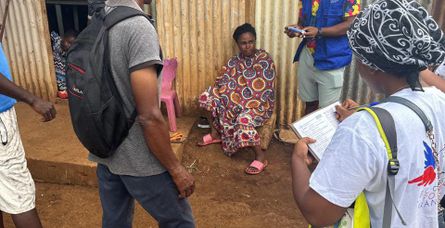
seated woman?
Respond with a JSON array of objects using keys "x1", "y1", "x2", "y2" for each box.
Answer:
[{"x1": 198, "y1": 23, "x2": 276, "y2": 175}]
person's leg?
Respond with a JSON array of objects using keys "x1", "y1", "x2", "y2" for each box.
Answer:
[
  {"x1": 56, "y1": 73, "x2": 68, "y2": 99},
  {"x1": 96, "y1": 164, "x2": 135, "y2": 228},
  {"x1": 11, "y1": 209, "x2": 42, "y2": 228},
  {"x1": 304, "y1": 101, "x2": 319, "y2": 115},
  {"x1": 244, "y1": 145, "x2": 268, "y2": 174},
  {"x1": 254, "y1": 145, "x2": 265, "y2": 162},
  {"x1": 197, "y1": 116, "x2": 210, "y2": 129},
  {"x1": 56, "y1": 73, "x2": 67, "y2": 92},
  {"x1": 205, "y1": 112, "x2": 220, "y2": 140},
  {"x1": 0, "y1": 211, "x2": 4, "y2": 228},
  {"x1": 316, "y1": 67, "x2": 345, "y2": 108},
  {"x1": 122, "y1": 172, "x2": 195, "y2": 228},
  {"x1": 297, "y1": 47, "x2": 319, "y2": 115},
  {"x1": 0, "y1": 109, "x2": 41, "y2": 228}
]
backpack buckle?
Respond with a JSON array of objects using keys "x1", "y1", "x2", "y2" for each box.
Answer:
[{"x1": 388, "y1": 159, "x2": 400, "y2": 175}]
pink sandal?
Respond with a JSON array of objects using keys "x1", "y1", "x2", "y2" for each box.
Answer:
[
  {"x1": 245, "y1": 160, "x2": 269, "y2": 175},
  {"x1": 197, "y1": 134, "x2": 221, "y2": 146}
]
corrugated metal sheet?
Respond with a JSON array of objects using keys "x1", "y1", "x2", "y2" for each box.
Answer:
[
  {"x1": 155, "y1": 0, "x2": 443, "y2": 126},
  {"x1": 155, "y1": 0, "x2": 254, "y2": 114},
  {"x1": 255, "y1": 0, "x2": 437, "y2": 127},
  {"x1": 432, "y1": 0, "x2": 445, "y2": 30},
  {"x1": 341, "y1": 0, "x2": 377, "y2": 108},
  {"x1": 1, "y1": 0, "x2": 56, "y2": 101},
  {"x1": 255, "y1": 0, "x2": 303, "y2": 128}
]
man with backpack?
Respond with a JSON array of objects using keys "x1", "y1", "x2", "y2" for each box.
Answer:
[
  {"x1": 291, "y1": 0, "x2": 445, "y2": 227},
  {"x1": 67, "y1": 0, "x2": 195, "y2": 227}
]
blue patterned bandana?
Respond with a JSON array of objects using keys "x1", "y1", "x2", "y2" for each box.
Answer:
[{"x1": 348, "y1": 0, "x2": 445, "y2": 75}]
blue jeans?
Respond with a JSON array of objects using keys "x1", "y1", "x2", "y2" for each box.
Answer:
[{"x1": 96, "y1": 164, "x2": 195, "y2": 228}]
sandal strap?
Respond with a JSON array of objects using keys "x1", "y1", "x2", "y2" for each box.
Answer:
[
  {"x1": 249, "y1": 160, "x2": 266, "y2": 170},
  {"x1": 202, "y1": 134, "x2": 213, "y2": 144}
]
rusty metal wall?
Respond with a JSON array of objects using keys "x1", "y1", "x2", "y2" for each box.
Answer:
[
  {"x1": 432, "y1": 0, "x2": 445, "y2": 30},
  {"x1": 0, "y1": 0, "x2": 56, "y2": 101},
  {"x1": 155, "y1": 0, "x2": 442, "y2": 126},
  {"x1": 255, "y1": 0, "x2": 437, "y2": 127},
  {"x1": 340, "y1": 0, "x2": 378, "y2": 106},
  {"x1": 155, "y1": 0, "x2": 255, "y2": 113},
  {"x1": 255, "y1": 0, "x2": 303, "y2": 128}
]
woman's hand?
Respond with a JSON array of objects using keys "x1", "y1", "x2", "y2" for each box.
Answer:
[
  {"x1": 335, "y1": 99, "x2": 359, "y2": 122},
  {"x1": 293, "y1": 137, "x2": 317, "y2": 166}
]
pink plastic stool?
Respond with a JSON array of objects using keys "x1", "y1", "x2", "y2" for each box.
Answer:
[{"x1": 160, "y1": 58, "x2": 181, "y2": 132}]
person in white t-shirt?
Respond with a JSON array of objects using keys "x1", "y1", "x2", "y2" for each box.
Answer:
[{"x1": 291, "y1": 0, "x2": 445, "y2": 227}]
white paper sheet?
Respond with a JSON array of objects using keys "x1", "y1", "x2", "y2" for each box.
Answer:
[{"x1": 290, "y1": 102, "x2": 340, "y2": 160}]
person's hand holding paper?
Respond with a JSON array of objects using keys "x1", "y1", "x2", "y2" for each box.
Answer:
[
  {"x1": 335, "y1": 99, "x2": 359, "y2": 121},
  {"x1": 293, "y1": 137, "x2": 316, "y2": 165},
  {"x1": 293, "y1": 137, "x2": 319, "y2": 171},
  {"x1": 290, "y1": 102, "x2": 340, "y2": 161}
]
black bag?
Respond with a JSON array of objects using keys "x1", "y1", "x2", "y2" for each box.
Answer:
[{"x1": 66, "y1": 6, "x2": 149, "y2": 158}]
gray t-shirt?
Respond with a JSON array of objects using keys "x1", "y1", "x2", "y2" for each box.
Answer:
[{"x1": 89, "y1": 1, "x2": 166, "y2": 176}]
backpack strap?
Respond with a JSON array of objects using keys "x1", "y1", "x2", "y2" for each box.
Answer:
[
  {"x1": 100, "y1": 6, "x2": 146, "y2": 121},
  {"x1": 103, "y1": 6, "x2": 150, "y2": 30},
  {"x1": 358, "y1": 107, "x2": 399, "y2": 175},
  {"x1": 358, "y1": 107, "x2": 407, "y2": 226},
  {"x1": 383, "y1": 96, "x2": 433, "y2": 132}
]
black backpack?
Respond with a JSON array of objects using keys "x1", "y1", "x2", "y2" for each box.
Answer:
[{"x1": 66, "y1": 6, "x2": 149, "y2": 158}]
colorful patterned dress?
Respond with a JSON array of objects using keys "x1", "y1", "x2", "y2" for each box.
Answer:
[
  {"x1": 51, "y1": 31, "x2": 67, "y2": 91},
  {"x1": 199, "y1": 49, "x2": 276, "y2": 156}
]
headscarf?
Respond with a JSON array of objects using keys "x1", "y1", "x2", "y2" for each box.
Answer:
[{"x1": 347, "y1": 0, "x2": 445, "y2": 76}]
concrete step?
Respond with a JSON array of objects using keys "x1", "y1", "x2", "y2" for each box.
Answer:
[{"x1": 15, "y1": 102, "x2": 195, "y2": 187}]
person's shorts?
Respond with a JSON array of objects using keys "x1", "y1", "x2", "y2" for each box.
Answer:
[
  {"x1": 297, "y1": 46, "x2": 345, "y2": 108},
  {"x1": 0, "y1": 108, "x2": 35, "y2": 214}
]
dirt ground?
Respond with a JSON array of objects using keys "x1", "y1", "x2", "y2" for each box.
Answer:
[{"x1": 3, "y1": 108, "x2": 307, "y2": 227}]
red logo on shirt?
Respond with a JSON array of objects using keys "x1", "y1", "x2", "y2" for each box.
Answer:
[{"x1": 408, "y1": 142, "x2": 436, "y2": 187}]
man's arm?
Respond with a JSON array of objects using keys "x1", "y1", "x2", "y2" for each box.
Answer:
[
  {"x1": 131, "y1": 66, "x2": 195, "y2": 198},
  {"x1": 420, "y1": 69, "x2": 445, "y2": 93},
  {"x1": 303, "y1": 16, "x2": 356, "y2": 38},
  {"x1": 0, "y1": 73, "x2": 55, "y2": 121},
  {"x1": 284, "y1": 0, "x2": 305, "y2": 38},
  {"x1": 292, "y1": 138, "x2": 347, "y2": 227}
]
